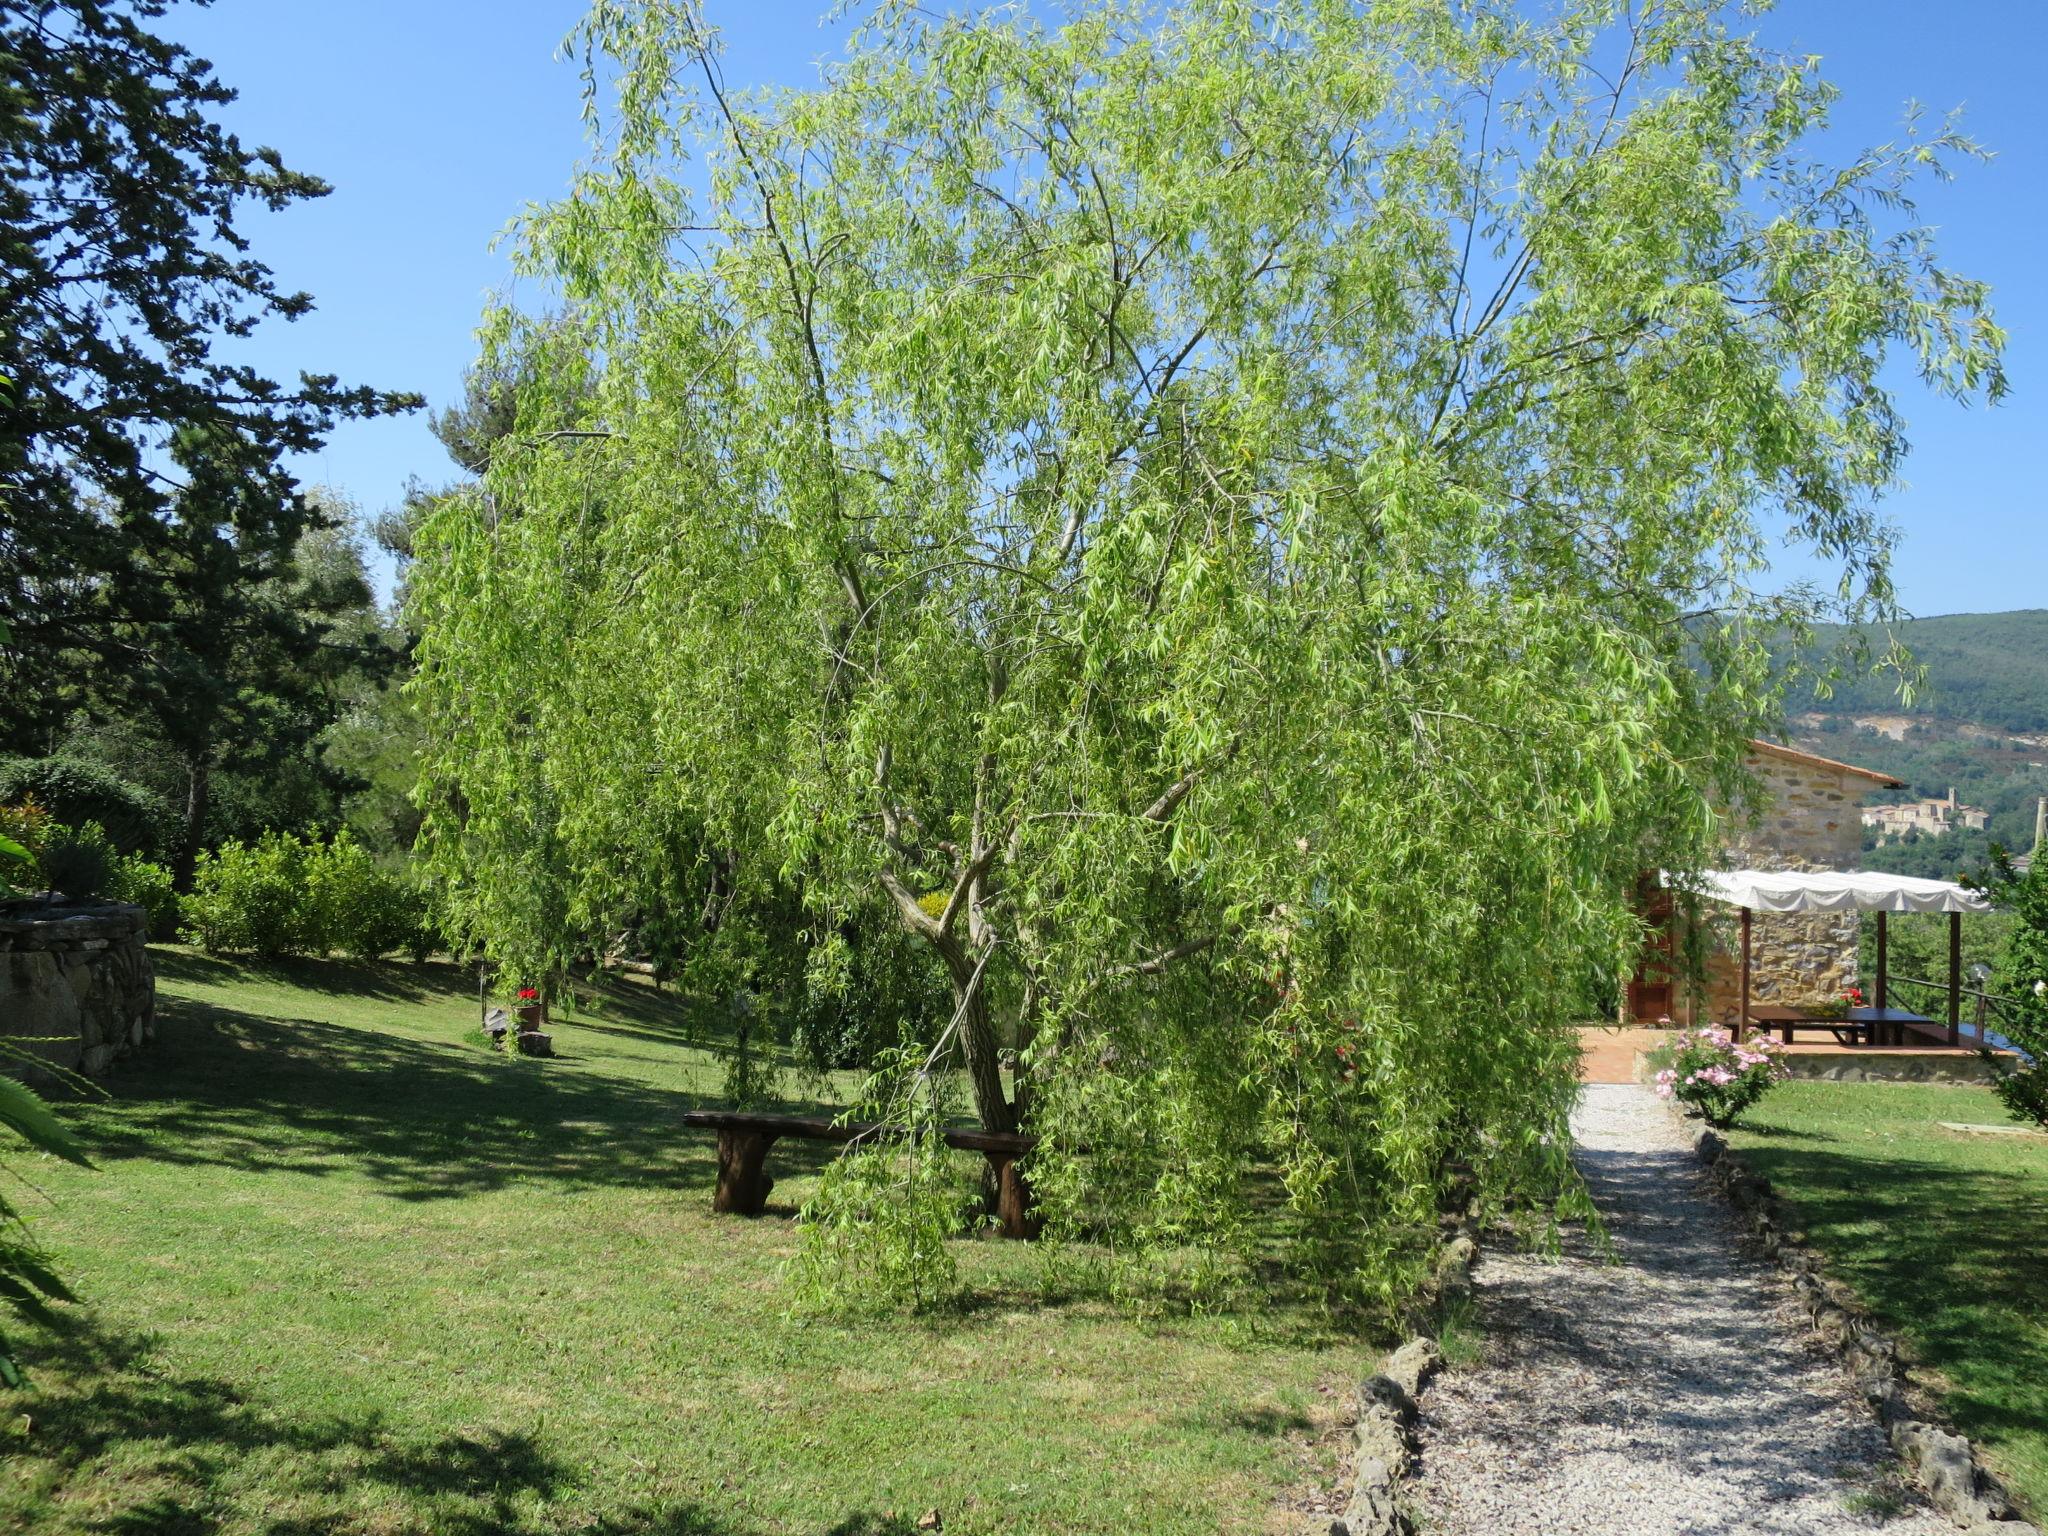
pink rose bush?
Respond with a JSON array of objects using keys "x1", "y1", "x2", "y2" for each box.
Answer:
[{"x1": 1651, "y1": 1026, "x2": 1788, "y2": 1128}]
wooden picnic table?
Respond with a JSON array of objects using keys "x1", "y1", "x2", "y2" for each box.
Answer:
[
  {"x1": 1739, "y1": 1005, "x2": 1942, "y2": 1048},
  {"x1": 1741, "y1": 1005, "x2": 1871, "y2": 1047},
  {"x1": 681, "y1": 1109, "x2": 1042, "y2": 1238},
  {"x1": 1848, "y1": 1006, "x2": 1941, "y2": 1048}
]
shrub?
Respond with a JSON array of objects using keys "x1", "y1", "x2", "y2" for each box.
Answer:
[
  {"x1": 1981, "y1": 851, "x2": 2048, "y2": 1129},
  {"x1": 35, "y1": 821, "x2": 115, "y2": 901},
  {"x1": 0, "y1": 798, "x2": 45, "y2": 897},
  {"x1": 186, "y1": 829, "x2": 431, "y2": 959},
  {"x1": 1650, "y1": 1026, "x2": 1789, "y2": 1128},
  {"x1": 185, "y1": 832, "x2": 310, "y2": 955},
  {"x1": 108, "y1": 854, "x2": 181, "y2": 939},
  {"x1": 0, "y1": 756, "x2": 172, "y2": 856},
  {"x1": 0, "y1": 796, "x2": 53, "y2": 860},
  {"x1": 303, "y1": 831, "x2": 429, "y2": 961}
]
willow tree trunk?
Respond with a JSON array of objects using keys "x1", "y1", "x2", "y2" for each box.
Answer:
[{"x1": 940, "y1": 938, "x2": 1015, "y2": 1135}]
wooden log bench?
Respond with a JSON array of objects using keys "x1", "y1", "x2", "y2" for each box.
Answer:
[{"x1": 680, "y1": 1109, "x2": 1042, "y2": 1239}]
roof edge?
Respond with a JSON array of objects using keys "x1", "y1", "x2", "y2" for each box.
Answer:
[{"x1": 1746, "y1": 737, "x2": 1905, "y2": 789}]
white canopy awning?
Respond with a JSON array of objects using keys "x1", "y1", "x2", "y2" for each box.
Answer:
[{"x1": 1669, "y1": 868, "x2": 1995, "y2": 915}]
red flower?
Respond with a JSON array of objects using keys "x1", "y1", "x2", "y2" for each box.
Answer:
[{"x1": 517, "y1": 987, "x2": 539, "y2": 1002}]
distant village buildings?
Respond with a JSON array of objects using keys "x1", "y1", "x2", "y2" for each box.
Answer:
[{"x1": 1859, "y1": 787, "x2": 1989, "y2": 844}]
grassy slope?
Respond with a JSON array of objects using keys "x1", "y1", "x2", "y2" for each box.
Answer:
[
  {"x1": 1727, "y1": 1081, "x2": 2048, "y2": 1518},
  {"x1": 1, "y1": 949, "x2": 1359, "y2": 1536}
]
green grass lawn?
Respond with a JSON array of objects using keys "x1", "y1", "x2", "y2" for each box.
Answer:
[
  {"x1": 1727, "y1": 1081, "x2": 2048, "y2": 1518},
  {"x1": 0, "y1": 948, "x2": 1362, "y2": 1535}
]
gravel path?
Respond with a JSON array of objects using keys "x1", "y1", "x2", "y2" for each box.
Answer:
[{"x1": 1410, "y1": 1083, "x2": 1946, "y2": 1536}]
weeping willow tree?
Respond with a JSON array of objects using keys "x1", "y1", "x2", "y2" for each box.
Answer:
[{"x1": 409, "y1": 0, "x2": 2002, "y2": 1303}]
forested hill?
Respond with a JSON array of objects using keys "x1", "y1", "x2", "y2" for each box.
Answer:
[
  {"x1": 1774, "y1": 610, "x2": 2048, "y2": 878},
  {"x1": 1793, "y1": 610, "x2": 2048, "y2": 733}
]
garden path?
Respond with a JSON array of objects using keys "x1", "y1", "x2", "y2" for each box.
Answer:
[{"x1": 1409, "y1": 1083, "x2": 1946, "y2": 1536}]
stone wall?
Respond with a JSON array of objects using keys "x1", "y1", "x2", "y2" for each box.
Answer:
[
  {"x1": 1654, "y1": 747, "x2": 1888, "y2": 1027},
  {"x1": 0, "y1": 900, "x2": 155, "y2": 1076}
]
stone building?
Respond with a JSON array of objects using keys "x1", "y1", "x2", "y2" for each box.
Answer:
[
  {"x1": 1625, "y1": 740, "x2": 1903, "y2": 1026},
  {"x1": 1860, "y1": 787, "x2": 1989, "y2": 843}
]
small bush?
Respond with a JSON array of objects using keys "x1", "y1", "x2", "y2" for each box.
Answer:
[
  {"x1": 108, "y1": 854, "x2": 181, "y2": 939},
  {"x1": 1649, "y1": 1026, "x2": 1788, "y2": 1127},
  {"x1": 0, "y1": 757, "x2": 172, "y2": 856},
  {"x1": 0, "y1": 797, "x2": 53, "y2": 860},
  {"x1": 185, "y1": 832, "x2": 310, "y2": 955},
  {"x1": 304, "y1": 831, "x2": 429, "y2": 961},
  {"x1": 0, "y1": 798, "x2": 44, "y2": 896},
  {"x1": 186, "y1": 830, "x2": 431, "y2": 959},
  {"x1": 36, "y1": 822, "x2": 115, "y2": 901}
]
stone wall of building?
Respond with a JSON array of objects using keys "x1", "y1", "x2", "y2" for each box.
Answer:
[
  {"x1": 0, "y1": 901, "x2": 155, "y2": 1076},
  {"x1": 1692, "y1": 749, "x2": 1873, "y2": 1026}
]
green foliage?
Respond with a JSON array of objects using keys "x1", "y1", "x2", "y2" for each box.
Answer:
[
  {"x1": 413, "y1": 0, "x2": 2002, "y2": 1309},
  {"x1": 0, "y1": 833, "x2": 28, "y2": 899},
  {"x1": 1979, "y1": 851, "x2": 2048, "y2": 1128},
  {"x1": 186, "y1": 833, "x2": 308, "y2": 955},
  {"x1": 33, "y1": 821, "x2": 114, "y2": 901},
  {"x1": 0, "y1": 757, "x2": 171, "y2": 857},
  {"x1": 0, "y1": 1, "x2": 416, "y2": 734},
  {"x1": 0, "y1": 797, "x2": 45, "y2": 897},
  {"x1": 0, "y1": 1051, "x2": 91, "y2": 1387},
  {"x1": 788, "y1": 1073, "x2": 976, "y2": 1315},
  {"x1": 791, "y1": 913, "x2": 949, "y2": 1072},
  {"x1": 1792, "y1": 611, "x2": 2048, "y2": 735},
  {"x1": 108, "y1": 853, "x2": 181, "y2": 940},
  {"x1": 302, "y1": 831, "x2": 431, "y2": 962},
  {"x1": 186, "y1": 830, "x2": 430, "y2": 960}
]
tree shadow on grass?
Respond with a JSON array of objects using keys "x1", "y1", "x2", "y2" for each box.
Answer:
[
  {"x1": 6, "y1": 1317, "x2": 919, "y2": 1536},
  {"x1": 151, "y1": 948, "x2": 452, "y2": 1007},
  {"x1": 150, "y1": 949, "x2": 725, "y2": 1045},
  {"x1": 61, "y1": 992, "x2": 845, "y2": 1203}
]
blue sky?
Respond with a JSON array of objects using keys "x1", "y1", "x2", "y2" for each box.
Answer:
[{"x1": 162, "y1": 1, "x2": 2043, "y2": 616}]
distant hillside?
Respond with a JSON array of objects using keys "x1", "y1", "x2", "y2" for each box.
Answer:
[
  {"x1": 1791, "y1": 609, "x2": 2048, "y2": 734},
  {"x1": 1769, "y1": 610, "x2": 2048, "y2": 876}
]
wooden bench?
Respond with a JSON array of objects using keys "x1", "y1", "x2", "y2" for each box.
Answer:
[{"x1": 681, "y1": 1110, "x2": 1042, "y2": 1239}]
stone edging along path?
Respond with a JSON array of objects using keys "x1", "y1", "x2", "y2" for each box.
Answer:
[
  {"x1": 1692, "y1": 1123, "x2": 2040, "y2": 1534},
  {"x1": 1324, "y1": 1201, "x2": 1479, "y2": 1536}
]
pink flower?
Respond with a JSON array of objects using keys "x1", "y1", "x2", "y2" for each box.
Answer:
[{"x1": 1654, "y1": 1083, "x2": 1674, "y2": 1099}]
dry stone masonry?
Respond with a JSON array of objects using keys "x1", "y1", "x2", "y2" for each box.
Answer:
[
  {"x1": 1698, "y1": 743, "x2": 1894, "y2": 1024},
  {"x1": 0, "y1": 899, "x2": 155, "y2": 1076}
]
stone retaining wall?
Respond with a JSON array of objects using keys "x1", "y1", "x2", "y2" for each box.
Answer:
[{"x1": 0, "y1": 901, "x2": 155, "y2": 1076}]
